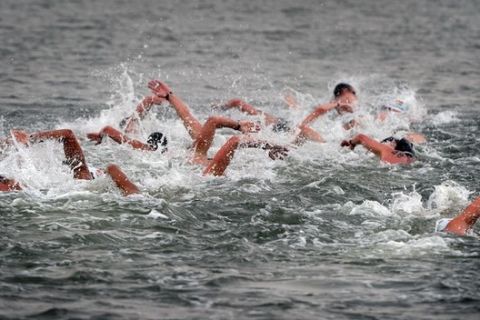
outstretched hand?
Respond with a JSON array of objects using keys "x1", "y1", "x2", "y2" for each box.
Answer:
[
  {"x1": 239, "y1": 120, "x2": 261, "y2": 133},
  {"x1": 10, "y1": 129, "x2": 29, "y2": 146},
  {"x1": 148, "y1": 80, "x2": 172, "y2": 99},
  {"x1": 267, "y1": 145, "x2": 289, "y2": 160}
]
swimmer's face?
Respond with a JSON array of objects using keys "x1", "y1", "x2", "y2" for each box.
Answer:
[
  {"x1": 339, "y1": 89, "x2": 358, "y2": 105},
  {"x1": 335, "y1": 88, "x2": 358, "y2": 115}
]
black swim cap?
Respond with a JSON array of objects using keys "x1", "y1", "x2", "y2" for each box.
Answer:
[
  {"x1": 333, "y1": 83, "x2": 356, "y2": 97},
  {"x1": 395, "y1": 138, "x2": 415, "y2": 157},
  {"x1": 382, "y1": 137, "x2": 415, "y2": 157},
  {"x1": 271, "y1": 118, "x2": 291, "y2": 133},
  {"x1": 147, "y1": 132, "x2": 168, "y2": 153},
  {"x1": 119, "y1": 116, "x2": 130, "y2": 129}
]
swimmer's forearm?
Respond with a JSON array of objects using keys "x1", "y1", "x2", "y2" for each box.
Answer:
[
  {"x1": 135, "y1": 96, "x2": 155, "y2": 118},
  {"x1": 299, "y1": 101, "x2": 338, "y2": 127},
  {"x1": 350, "y1": 134, "x2": 384, "y2": 157},
  {"x1": 210, "y1": 116, "x2": 242, "y2": 130}
]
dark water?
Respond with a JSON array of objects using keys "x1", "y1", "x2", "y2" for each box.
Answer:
[{"x1": 1, "y1": 1, "x2": 480, "y2": 319}]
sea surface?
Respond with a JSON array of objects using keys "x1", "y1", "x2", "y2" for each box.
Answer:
[{"x1": 1, "y1": 0, "x2": 480, "y2": 319}]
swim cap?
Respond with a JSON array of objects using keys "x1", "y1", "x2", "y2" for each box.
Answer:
[
  {"x1": 119, "y1": 116, "x2": 130, "y2": 129},
  {"x1": 381, "y1": 100, "x2": 408, "y2": 113},
  {"x1": 147, "y1": 132, "x2": 168, "y2": 153},
  {"x1": 333, "y1": 83, "x2": 356, "y2": 97},
  {"x1": 435, "y1": 218, "x2": 452, "y2": 232},
  {"x1": 382, "y1": 137, "x2": 415, "y2": 157},
  {"x1": 271, "y1": 118, "x2": 291, "y2": 133},
  {"x1": 395, "y1": 138, "x2": 415, "y2": 157}
]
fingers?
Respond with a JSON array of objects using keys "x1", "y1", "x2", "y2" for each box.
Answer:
[{"x1": 147, "y1": 80, "x2": 171, "y2": 97}]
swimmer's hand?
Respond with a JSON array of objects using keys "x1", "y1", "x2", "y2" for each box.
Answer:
[
  {"x1": 267, "y1": 145, "x2": 289, "y2": 160},
  {"x1": 148, "y1": 80, "x2": 172, "y2": 100},
  {"x1": 10, "y1": 129, "x2": 30, "y2": 146},
  {"x1": 87, "y1": 132, "x2": 103, "y2": 145},
  {"x1": 341, "y1": 140, "x2": 356, "y2": 150},
  {"x1": 239, "y1": 120, "x2": 261, "y2": 133}
]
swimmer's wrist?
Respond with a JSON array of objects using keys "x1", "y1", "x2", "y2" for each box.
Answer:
[
  {"x1": 234, "y1": 121, "x2": 241, "y2": 131},
  {"x1": 165, "y1": 91, "x2": 173, "y2": 101}
]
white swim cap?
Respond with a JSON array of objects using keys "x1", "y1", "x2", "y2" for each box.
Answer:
[{"x1": 435, "y1": 218, "x2": 452, "y2": 233}]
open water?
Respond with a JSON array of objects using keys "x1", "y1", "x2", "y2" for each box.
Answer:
[{"x1": 1, "y1": 0, "x2": 480, "y2": 319}]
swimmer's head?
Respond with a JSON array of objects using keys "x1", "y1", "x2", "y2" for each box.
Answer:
[
  {"x1": 381, "y1": 99, "x2": 408, "y2": 113},
  {"x1": 271, "y1": 118, "x2": 291, "y2": 133},
  {"x1": 381, "y1": 137, "x2": 415, "y2": 157},
  {"x1": 147, "y1": 132, "x2": 168, "y2": 153},
  {"x1": 333, "y1": 83, "x2": 356, "y2": 98}
]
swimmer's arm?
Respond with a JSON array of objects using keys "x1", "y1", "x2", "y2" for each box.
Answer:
[
  {"x1": 240, "y1": 138, "x2": 289, "y2": 160},
  {"x1": 105, "y1": 164, "x2": 140, "y2": 196},
  {"x1": 224, "y1": 99, "x2": 278, "y2": 125},
  {"x1": 444, "y1": 196, "x2": 480, "y2": 236},
  {"x1": 284, "y1": 92, "x2": 299, "y2": 109},
  {"x1": 293, "y1": 126, "x2": 325, "y2": 145},
  {"x1": 207, "y1": 116, "x2": 259, "y2": 133},
  {"x1": 135, "y1": 95, "x2": 165, "y2": 119},
  {"x1": 88, "y1": 126, "x2": 153, "y2": 151},
  {"x1": 347, "y1": 134, "x2": 388, "y2": 158},
  {"x1": 298, "y1": 101, "x2": 338, "y2": 128},
  {"x1": 123, "y1": 95, "x2": 166, "y2": 133}
]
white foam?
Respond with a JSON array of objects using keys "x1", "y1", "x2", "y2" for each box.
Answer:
[
  {"x1": 427, "y1": 181, "x2": 471, "y2": 214},
  {"x1": 349, "y1": 200, "x2": 393, "y2": 218},
  {"x1": 429, "y1": 111, "x2": 459, "y2": 126},
  {"x1": 147, "y1": 209, "x2": 169, "y2": 220}
]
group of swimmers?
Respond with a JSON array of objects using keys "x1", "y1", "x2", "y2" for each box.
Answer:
[{"x1": 0, "y1": 80, "x2": 478, "y2": 236}]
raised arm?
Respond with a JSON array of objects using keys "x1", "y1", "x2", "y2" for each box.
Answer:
[
  {"x1": 123, "y1": 95, "x2": 166, "y2": 134},
  {"x1": 25, "y1": 129, "x2": 92, "y2": 180},
  {"x1": 444, "y1": 196, "x2": 480, "y2": 236},
  {"x1": 148, "y1": 80, "x2": 203, "y2": 140}
]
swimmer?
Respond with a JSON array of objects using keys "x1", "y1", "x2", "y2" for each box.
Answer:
[
  {"x1": 10, "y1": 129, "x2": 139, "y2": 196},
  {"x1": 296, "y1": 83, "x2": 358, "y2": 144},
  {"x1": 341, "y1": 134, "x2": 415, "y2": 165},
  {"x1": 148, "y1": 80, "x2": 288, "y2": 175},
  {"x1": 436, "y1": 196, "x2": 480, "y2": 236},
  {"x1": 87, "y1": 126, "x2": 168, "y2": 152},
  {"x1": 147, "y1": 80, "x2": 259, "y2": 140}
]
